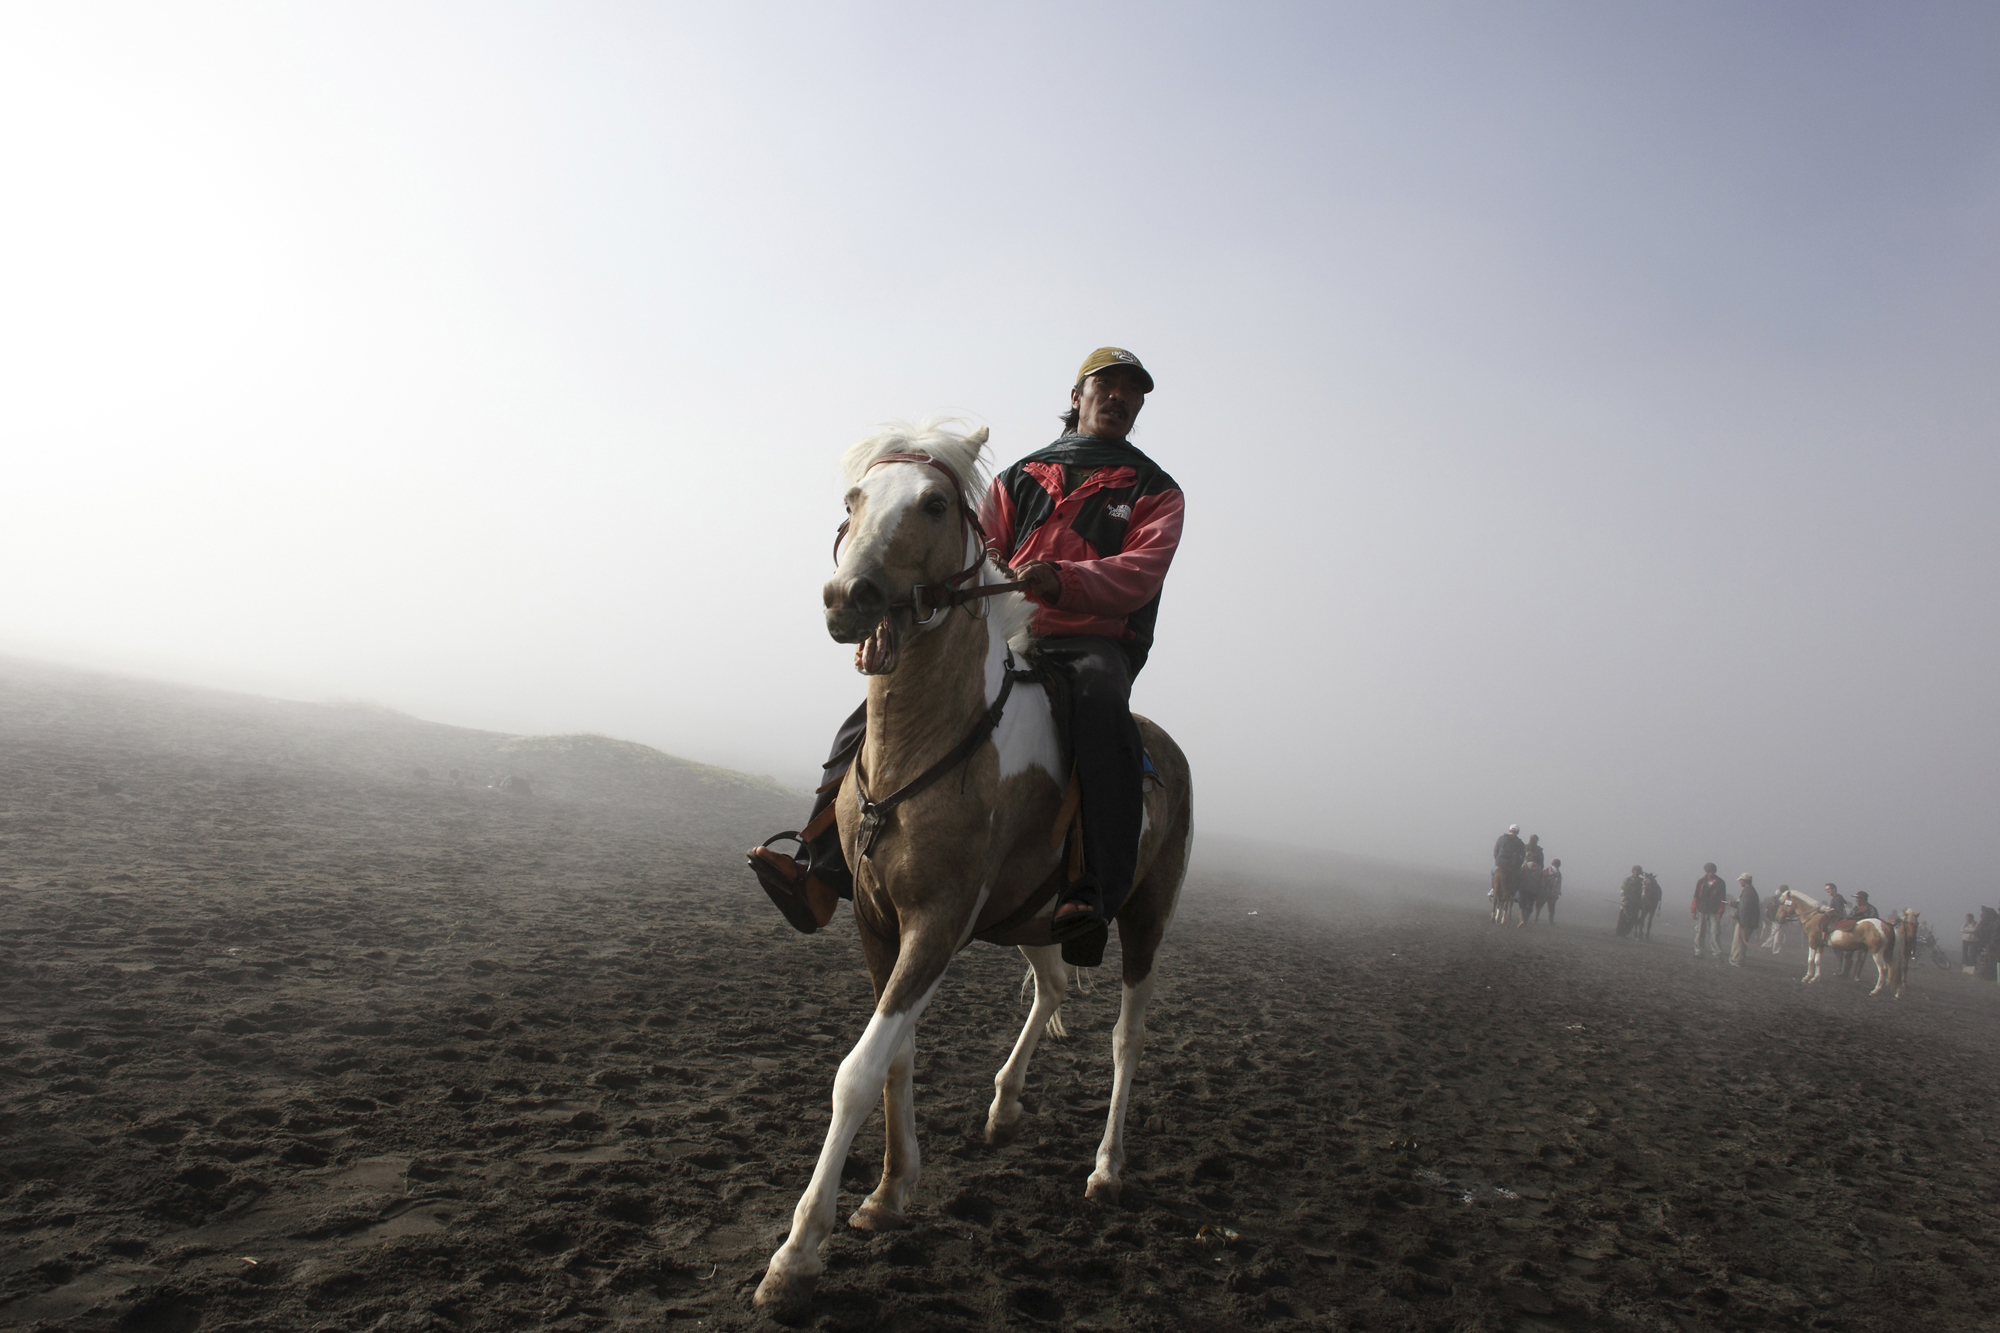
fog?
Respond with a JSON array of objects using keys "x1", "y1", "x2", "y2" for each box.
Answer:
[{"x1": 4, "y1": 3, "x2": 1996, "y2": 923}]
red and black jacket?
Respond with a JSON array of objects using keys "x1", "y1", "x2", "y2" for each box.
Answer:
[{"x1": 979, "y1": 434, "x2": 1184, "y2": 673}]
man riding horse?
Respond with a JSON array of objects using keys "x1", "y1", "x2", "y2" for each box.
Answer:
[{"x1": 746, "y1": 348, "x2": 1184, "y2": 965}]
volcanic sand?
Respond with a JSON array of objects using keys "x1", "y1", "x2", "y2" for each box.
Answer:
[{"x1": 3, "y1": 658, "x2": 1998, "y2": 1332}]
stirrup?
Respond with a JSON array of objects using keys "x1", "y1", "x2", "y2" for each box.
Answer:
[
  {"x1": 747, "y1": 833, "x2": 837, "y2": 934},
  {"x1": 1049, "y1": 899, "x2": 1105, "y2": 943}
]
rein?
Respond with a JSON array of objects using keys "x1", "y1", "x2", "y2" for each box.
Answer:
[
  {"x1": 832, "y1": 452, "x2": 1028, "y2": 624},
  {"x1": 849, "y1": 657, "x2": 1033, "y2": 859}
]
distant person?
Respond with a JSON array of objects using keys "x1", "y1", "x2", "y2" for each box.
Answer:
[
  {"x1": 1692, "y1": 862, "x2": 1728, "y2": 960},
  {"x1": 1963, "y1": 913, "x2": 1980, "y2": 972},
  {"x1": 1492, "y1": 824, "x2": 1525, "y2": 912},
  {"x1": 1729, "y1": 873, "x2": 1762, "y2": 966},
  {"x1": 1763, "y1": 885, "x2": 1795, "y2": 955},
  {"x1": 1545, "y1": 858, "x2": 1563, "y2": 921},
  {"x1": 1617, "y1": 865, "x2": 1645, "y2": 937},
  {"x1": 1522, "y1": 834, "x2": 1544, "y2": 870}
]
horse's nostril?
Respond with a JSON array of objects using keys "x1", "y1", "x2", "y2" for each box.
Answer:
[{"x1": 846, "y1": 577, "x2": 885, "y2": 614}]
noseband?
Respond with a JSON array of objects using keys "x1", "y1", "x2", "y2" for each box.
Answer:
[{"x1": 832, "y1": 452, "x2": 1027, "y2": 624}]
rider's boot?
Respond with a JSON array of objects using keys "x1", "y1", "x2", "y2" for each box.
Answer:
[
  {"x1": 748, "y1": 704, "x2": 864, "y2": 934},
  {"x1": 747, "y1": 831, "x2": 846, "y2": 934}
]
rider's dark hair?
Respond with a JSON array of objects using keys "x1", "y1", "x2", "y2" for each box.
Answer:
[{"x1": 1060, "y1": 403, "x2": 1080, "y2": 434}]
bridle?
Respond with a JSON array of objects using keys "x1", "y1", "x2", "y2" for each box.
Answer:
[{"x1": 832, "y1": 452, "x2": 1027, "y2": 625}]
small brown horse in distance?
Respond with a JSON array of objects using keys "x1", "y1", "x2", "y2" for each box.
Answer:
[{"x1": 754, "y1": 422, "x2": 1194, "y2": 1320}]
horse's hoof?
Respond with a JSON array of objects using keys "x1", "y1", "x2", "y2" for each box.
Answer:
[
  {"x1": 848, "y1": 1202, "x2": 911, "y2": 1232},
  {"x1": 985, "y1": 1116, "x2": 1023, "y2": 1148},
  {"x1": 1085, "y1": 1174, "x2": 1122, "y2": 1204},
  {"x1": 753, "y1": 1268, "x2": 817, "y2": 1323}
]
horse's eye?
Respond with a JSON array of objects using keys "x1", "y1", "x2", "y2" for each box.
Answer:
[{"x1": 925, "y1": 497, "x2": 949, "y2": 518}]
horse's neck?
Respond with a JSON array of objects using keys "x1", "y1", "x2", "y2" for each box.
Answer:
[{"x1": 861, "y1": 611, "x2": 994, "y2": 792}]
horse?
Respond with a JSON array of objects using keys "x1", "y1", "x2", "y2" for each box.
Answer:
[
  {"x1": 1534, "y1": 867, "x2": 1562, "y2": 923},
  {"x1": 1517, "y1": 865, "x2": 1551, "y2": 923},
  {"x1": 753, "y1": 421, "x2": 1195, "y2": 1320},
  {"x1": 1490, "y1": 866, "x2": 1520, "y2": 925},
  {"x1": 1770, "y1": 889, "x2": 1912, "y2": 998},
  {"x1": 1637, "y1": 875, "x2": 1662, "y2": 939}
]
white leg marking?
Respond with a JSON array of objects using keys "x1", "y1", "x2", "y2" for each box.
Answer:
[
  {"x1": 756, "y1": 976, "x2": 942, "y2": 1315},
  {"x1": 1087, "y1": 971, "x2": 1158, "y2": 1203},
  {"x1": 987, "y1": 945, "x2": 1068, "y2": 1146}
]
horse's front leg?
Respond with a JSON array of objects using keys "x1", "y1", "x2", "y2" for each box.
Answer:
[
  {"x1": 1087, "y1": 970, "x2": 1158, "y2": 1203},
  {"x1": 754, "y1": 979, "x2": 941, "y2": 1319},
  {"x1": 987, "y1": 944, "x2": 1069, "y2": 1146},
  {"x1": 852, "y1": 1030, "x2": 919, "y2": 1230}
]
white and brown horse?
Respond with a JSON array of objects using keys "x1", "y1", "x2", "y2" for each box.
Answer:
[
  {"x1": 754, "y1": 422, "x2": 1194, "y2": 1319},
  {"x1": 1771, "y1": 889, "x2": 1914, "y2": 998}
]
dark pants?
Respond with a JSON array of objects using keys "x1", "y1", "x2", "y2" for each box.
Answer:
[{"x1": 800, "y1": 635, "x2": 1144, "y2": 920}]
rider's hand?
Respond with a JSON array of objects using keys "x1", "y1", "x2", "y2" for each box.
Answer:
[{"x1": 1017, "y1": 561, "x2": 1062, "y2": 604}]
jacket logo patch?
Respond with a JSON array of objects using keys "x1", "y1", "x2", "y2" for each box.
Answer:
[{"x1": 1106, "y1": 503, "x2": 1132, "y2": 520}]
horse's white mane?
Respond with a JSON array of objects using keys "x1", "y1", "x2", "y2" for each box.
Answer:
[
  {"x1": 842, "y1": 417, "x2": 1035, "y2": 656},
  {"x1": 842, "y1": 417, "x2": 991, "y2": 499}
]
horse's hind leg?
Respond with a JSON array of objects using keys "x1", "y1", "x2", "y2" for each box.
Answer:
[
  {"x1": 852, "y1": 1030, "x2": 919, "y2": 1231},
  {"x1": 1087, "y1": 967, "x2": 1157, "y2": 1203},
  {"x1": 986, "y1": 945, "x2": 1068, "y2": 1147},
  {"x1": 1088, "y1": 793, "x2": 1185, "y2": 1205}
]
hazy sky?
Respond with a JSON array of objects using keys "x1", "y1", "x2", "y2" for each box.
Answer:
[{"x1": 4, "y1": 3, "x2": 1996, "y2": 918}]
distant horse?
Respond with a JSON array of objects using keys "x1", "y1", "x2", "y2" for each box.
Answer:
[
  {"x1": 1636, "y1": 875, "x2": 1663, "y2": 939},
  {"x1": 1771, "y1": 890, "x2": 1912, "y2": 998},
  {"x1": 1518, "y1": 866, "x2": 1553, "y2": 923},
  {"x1": 1491, "y1": 866, "x2": 1520, "y2": 925}
]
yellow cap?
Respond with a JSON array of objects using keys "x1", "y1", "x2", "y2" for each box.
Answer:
[{"x1": 1075, "y1": 346, "x2": 1154, "y2": 393}]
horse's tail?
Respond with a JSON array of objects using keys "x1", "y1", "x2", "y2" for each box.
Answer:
[{"x1": 1020, "y1": 961, "x2": 1082, "y2": 1038}]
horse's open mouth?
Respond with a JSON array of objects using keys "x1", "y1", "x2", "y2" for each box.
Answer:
[{"x1": 855, "y1": 616, "x2": 899, "y2": 675}]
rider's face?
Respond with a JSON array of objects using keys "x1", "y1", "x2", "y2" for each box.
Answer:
[{"x1": 1071, "y1": 366, "x2": 1148, "y2": 441}]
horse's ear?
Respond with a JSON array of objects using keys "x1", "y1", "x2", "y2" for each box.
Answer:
[{"x1": 967, "y1": 426, "x2": 990, "y2": 451}]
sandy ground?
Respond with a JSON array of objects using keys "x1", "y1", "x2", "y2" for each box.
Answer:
[{"x1": 3, "y1": 657, "x2": 1998, "y2": 1333}]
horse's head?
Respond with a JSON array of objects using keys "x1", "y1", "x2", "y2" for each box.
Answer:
[
  {"x1": 1773, "y1": 888, "x2": 1818, "y2": 924},
  {"x1": 824, "y1": 420, "x2": 993, "y2": 675}
]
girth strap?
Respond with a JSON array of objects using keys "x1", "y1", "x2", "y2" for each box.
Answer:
[{"x1": 970, "y1": 873, "x2": 1063, "y2": 947}]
